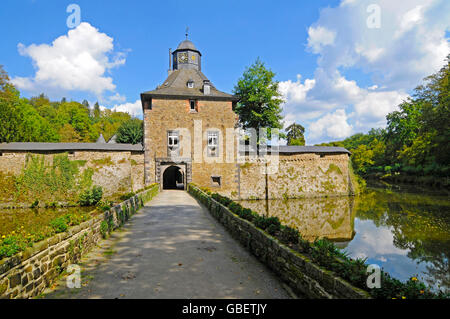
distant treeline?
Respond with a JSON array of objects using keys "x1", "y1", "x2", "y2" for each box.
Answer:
[
  {"x1": 0, "y1": 66, "x2": 143, "y2": 144},
  {"x1": 317, "y1": 55, "x2": 449, "y2": 185}
]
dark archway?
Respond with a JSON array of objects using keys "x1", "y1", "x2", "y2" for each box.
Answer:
[{"x1": 163, "y1": 166, "x2": 184, "y2": 190}]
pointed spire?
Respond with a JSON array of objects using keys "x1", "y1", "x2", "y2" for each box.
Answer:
[
  {"x1": 96, "y1": 133, "x2": 106, "y2": 144},
  {"x1": 185, "y1": 26, "x2": 189, "y2": 40}
]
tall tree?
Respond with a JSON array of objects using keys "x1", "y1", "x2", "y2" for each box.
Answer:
[
  {"x1": 93, "y1": 102, "x2": 101, "y2": 119},
  {"x1": 233, "y1": 58, "x2": 285, "y2": 141},
  {"x1": 286, "y1": 123, "x2": 305, "y2": 146},
  {"x1": 116, "y1": 118, "x2": 143, "y2": 144},
  {"x1": 0, "y1": 65, "x2": 18, "y2": 101},
  {"x1": 0, "y1": 99, "x2": 20, "y2": 142}
]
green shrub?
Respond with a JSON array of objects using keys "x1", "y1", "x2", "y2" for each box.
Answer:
[
  {"x1": 79, "y1": 186, "x2": 103, "y2": 206},
  {"x1": 119, "y1": 192, "x2": 135, "y2": 201},
  {"x1": 100, "y1": 221, "x2": 109, "y2": 239},
  {"x1": 0, "y1": 236, "x2": 27, "y2": 258},
  {"x1": 49, "y1": 216, "x2": 69, "y2": 233},
  {"x1": 228, "y1": 202, "x2": 243, "y2": 215},
  {"x1": 240, "y1": 208, "x2": 255, "y2": 222},
  {"x1": 254, "y1": 215, "x2": 281, "y2": 232},
  {"x1": 31, "y1": 199, "x2": 39, "y2": 208},
  {"x1": 266, "y1": 224, "x2": 279, "y2": 235},
  {"x1": 279, "y1": 226, "x2": 300, "y2": 245}
]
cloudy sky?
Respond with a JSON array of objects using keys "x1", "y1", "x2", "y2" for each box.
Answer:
[{"x1": 1, "y1": 0, "x2": 449, "y2": 144}]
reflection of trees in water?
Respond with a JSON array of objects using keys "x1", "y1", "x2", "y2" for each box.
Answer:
[
  {"x1": 239, "y1": 197, "x2": 355, "y2": 242},
  {"x1": 355, "y1": 189, "x2": 450, "y2": 292}
]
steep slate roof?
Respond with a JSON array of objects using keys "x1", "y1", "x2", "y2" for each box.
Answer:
[
  {"x1": 0, "y1": 142, "x2": 144, "y2": 152},
  {"x1": 141, "y1": 69, "x2": 238, "y2": 101}
]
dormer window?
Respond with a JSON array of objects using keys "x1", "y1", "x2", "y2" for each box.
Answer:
[
  {"x1": 187, "y1": 79, "x2": 194, "y2": 88},
  {"x1": 190, "y1": 100, "x2": 198, "y2": 112},
  {"x1": 203, "y1": 80, "x2": 211, "y2": 95}
]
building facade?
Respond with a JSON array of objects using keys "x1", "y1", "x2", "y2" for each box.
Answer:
[{"x1": 140, "y1": 39, "x2": 240, "y2": 195}]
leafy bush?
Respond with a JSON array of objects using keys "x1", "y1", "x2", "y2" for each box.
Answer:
[
  {"x1": 116, "y1": 118, "x2": 143, "y2": 144},
  {"x1": 100, "y1": 221, "x2": 109, "y2": 239},
  {"x1": 279, "y1": 226, "x2": 300, "y2": 245},
  {"x1": 79, "y1": 186, "x2": 103, "y2": 206},
  {"x1": 49, "y1": 216, "x2": 69, "y2": 233},
  {"x1": 119, "y1": 192, "x2": 135, "y2": 201}
]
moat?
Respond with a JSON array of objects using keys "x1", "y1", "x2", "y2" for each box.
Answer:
[{"x1": 239, "y1": 182, "x2": 450, "y2": 293}]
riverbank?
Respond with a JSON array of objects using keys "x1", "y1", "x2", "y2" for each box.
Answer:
[{"x1": 364, "y1": 173, "x2": 450, "y2": 191}]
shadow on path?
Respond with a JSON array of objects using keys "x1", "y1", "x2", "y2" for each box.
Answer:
[{"x1": 42, "y1": 190, "x2": 292, "y2": 299}]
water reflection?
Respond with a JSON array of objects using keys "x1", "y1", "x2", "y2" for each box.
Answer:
[
  {"x1": 239, "y1": 196, "x2": 355, "y2": 242},
  {"x1": 239, "y1": 185, "x2": 450, "y2": 292}
]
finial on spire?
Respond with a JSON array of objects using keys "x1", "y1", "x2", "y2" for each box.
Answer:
[{"x1": 185, "y1": 27, "x2": 189, "y2": 39}]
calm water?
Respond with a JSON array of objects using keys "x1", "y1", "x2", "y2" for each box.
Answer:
[{"x1": 239, "y1": 183, "x2": 450, "y2": 292}]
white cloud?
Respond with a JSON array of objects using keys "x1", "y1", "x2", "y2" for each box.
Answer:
[
  {"x1": 278, "y1": 75, "x2": 315, "y2": 105},
  {"x1": 307, "y1": 26, "x2": 336, "y2": 53},
  {"x1": 308, "y1": 109, "x2": 353, "y2": 141},
  {"x1": 279, "y1": 0, "x2": 449, "y2": 144},
  {"x1": 111, "y1": 99, "x2": 142, "y2": 118},
  {"x1": 353, "y1": 90, "x2": 408, "y2": 129},
  {"x1": 12, "y1": 22, "x2": 126, "y2": 99}
]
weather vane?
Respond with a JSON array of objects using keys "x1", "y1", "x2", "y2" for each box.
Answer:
[{"x1": 185, "y1": 27, "x2": 189, "y2": 39}]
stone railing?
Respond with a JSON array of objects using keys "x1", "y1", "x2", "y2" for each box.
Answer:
[
  {"x1": 188, "y1": 184, "x2": 370, "y2": 299},
  {"x1": 0, "y1": 184, "x2": 159, "y2": 299}
]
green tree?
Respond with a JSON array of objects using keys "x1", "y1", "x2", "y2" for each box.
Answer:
[
  {"x1": 233, "y1": 59, "x2": 285, "y2": 141},
  {"x1": 116, "y1": 118, "x2": 143, "y2": 144},
  {"x1": 0, "y1": 99, "x2": 21, "y2": 142},
  {"x1": 93, "y1": 102, "x2": 101, "y2": 119},
  {"x1": 286, "y1": 123, "x2": 305, "y2": 146},
  {"x1": 56, "y1": 102, "x2": 92, "y2": 141}
]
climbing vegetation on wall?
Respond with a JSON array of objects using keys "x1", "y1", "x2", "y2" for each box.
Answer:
[{"x1": 4, "y1": 153, "x2": 97, "y2": 205}]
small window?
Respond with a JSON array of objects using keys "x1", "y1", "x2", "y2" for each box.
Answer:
[
  {"x1": 187, "y1": 81, "x2": 194, "y2": 89},
  {"x1": 168, "y1": 131, "x2": 180, "y2": 156},
  {"x1": 190, "y1": 100, "x2": 198, "y2": 112},
  {"x1": 168, "y1": 131, "x2": 179, "y2": 149},
  {"x1": 211, "y1": 176, "x2": 221, "y2": 187},
  {"x1": 207, "y1": 131, "x2": 219, "y2": 157}
]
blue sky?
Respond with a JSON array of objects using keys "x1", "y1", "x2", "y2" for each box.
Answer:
[{"x1": 1, "y1": 0, "x2": 449, "y2": 144}]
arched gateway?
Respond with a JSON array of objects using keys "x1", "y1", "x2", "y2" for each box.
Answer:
[{"x1": 163, "y1": 165, "x2": 185, "y2": 190}]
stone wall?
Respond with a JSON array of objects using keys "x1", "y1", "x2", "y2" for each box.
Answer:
[
  {"x1": 0, "y1": 185, "x2": 159, "y2": 299},
  {"x1": 238, "y1": 153, "x2": 352, "y2": 200},
  {"x1": 0, "y1": 150, "x2": 145, "y2": 198},
  {"x1": 188, "y1": 185, "x2": 370, "y2": 299}
]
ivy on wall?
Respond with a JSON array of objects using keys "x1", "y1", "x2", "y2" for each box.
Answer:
[{"x1": 5, "y1": 153, "x2": 95, "y2": 205}]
